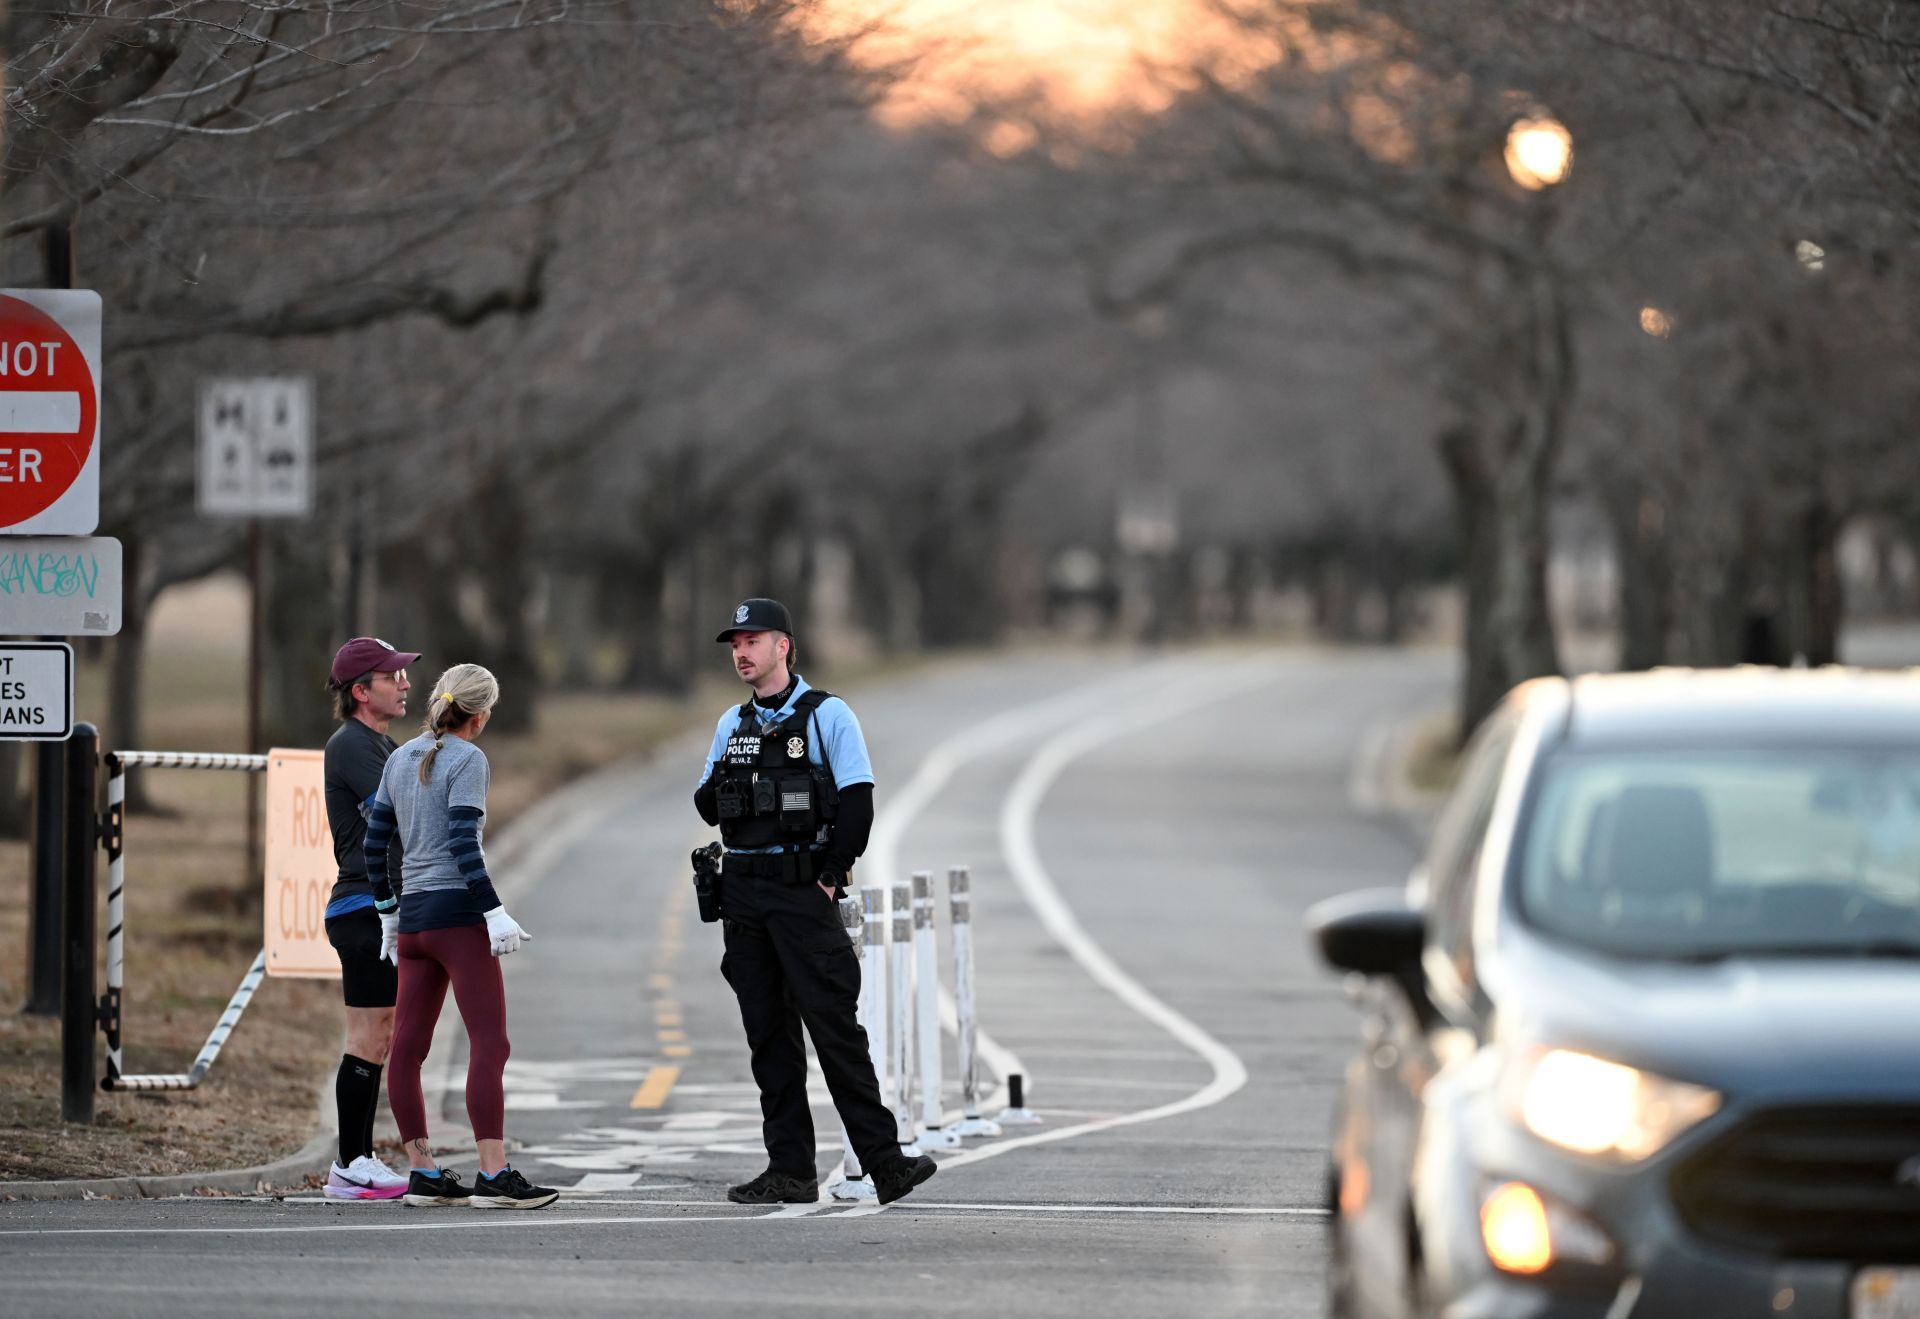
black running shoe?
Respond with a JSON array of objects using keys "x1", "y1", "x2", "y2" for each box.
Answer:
[
  {"x1": 727, "y1": 1169, "x2": 820, "y2": 1204},
  {"x1": 873, "y1": 1154, "x2": 937, "y2": 1205},
  {"x1": 470, "y1": 1167, "x2": 559, "y2": 1210},
  {"x1": 402, "y1": 1168, "x2": 473, "y2": 1208}
]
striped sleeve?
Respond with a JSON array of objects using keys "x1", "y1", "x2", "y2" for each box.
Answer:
[
  {"x1": 447, "y1": 805, "x2": 501, "y2": 912},
  {"x1": 364, "y1": 797, "x2": 399, "y2": 909}
]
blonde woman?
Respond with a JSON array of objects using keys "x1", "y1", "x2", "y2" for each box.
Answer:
[{"x1": 362, "y1": 663, "x2": 555, "y2": 1210}]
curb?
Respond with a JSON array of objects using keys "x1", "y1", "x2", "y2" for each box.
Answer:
[{"x1": 0, "y1": 1131, "x2": 336, "y2": 1202}]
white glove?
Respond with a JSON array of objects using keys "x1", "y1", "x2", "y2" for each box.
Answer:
[
  {"x1": 378, "y1": 912, "x2": 400, "y2": 965},
  {"x1": 483, "y1": 905, "x2": 531, "y2": 957}
]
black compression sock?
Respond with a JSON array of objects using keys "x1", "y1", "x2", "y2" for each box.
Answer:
[
  {"x1": 360, "y1": 1058, "x2": 384, "y2": 1162},
  {"x1": 336, "y1": 1054, "x2": 382, "y2": 1164}
]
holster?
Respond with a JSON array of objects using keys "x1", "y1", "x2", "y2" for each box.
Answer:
[{"x1": 691, "y1": 843, "x2": 724, "y2": 922}]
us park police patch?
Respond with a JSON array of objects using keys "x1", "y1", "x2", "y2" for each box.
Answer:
[{"x1": 786, "y1": 736, "x2": 806, "y2": 759}]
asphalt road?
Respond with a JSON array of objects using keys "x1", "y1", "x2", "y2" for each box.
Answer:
[{"x1": 0, "y1": 645, "x2": 1450, "y2": 1318}]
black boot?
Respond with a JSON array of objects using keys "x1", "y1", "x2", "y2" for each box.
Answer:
[
  {"x1": 873, "y1": 1154, "x2": 937, "y2": 1205},
  {"x1": 727, "y1": 1169, "x2": 820, "y2": 1204}
]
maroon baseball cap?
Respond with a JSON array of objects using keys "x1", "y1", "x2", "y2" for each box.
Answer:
[{"x1": 329, "y1": 636, "x2": 423, "y2": 686}]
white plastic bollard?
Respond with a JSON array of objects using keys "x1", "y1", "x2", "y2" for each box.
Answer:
[
  {"x1": 913, "y1": 871, "x2": 961, "y2": 1149},
  {"x1": 889, "y1": 881, "x2": 921, "y2": 1156},
  {"x1": 942, "y1": 866, "x2": 1002, "y2": 1138},
  {"x1": 860, "y1": 885, "x2": 889, "y2": 1110},
  {"x1": 832, "y1": 894, "x2": 876, "y2": 1200}
]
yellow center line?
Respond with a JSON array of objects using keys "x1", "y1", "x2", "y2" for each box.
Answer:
[
  {"x1": 629, "y1": 1064, "x2": 681, "y2": 1110},
  {"x1": 662, "y1": 1044, "x2": 692, "y2": 1058},
  {"x1": 650, "y1": 973, "x2": 674, "y2": 990},
  {"x1": 658, "y1": 1028, "x2": 685, "y2": 1042},
  {"x1": 656, "y1": 1012, "x2": 683, "y2": 1027}
]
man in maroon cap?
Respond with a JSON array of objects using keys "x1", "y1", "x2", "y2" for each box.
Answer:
[{"x1": 320, "y1": 636, "x2": 421, "y2": 1200}]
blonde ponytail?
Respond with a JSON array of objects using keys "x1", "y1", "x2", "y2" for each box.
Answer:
[{"x1": 418, "y1": 663, "x2": 500, "y2": 784}]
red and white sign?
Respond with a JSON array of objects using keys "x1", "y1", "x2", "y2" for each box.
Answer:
[{"x1": 0, "y1": 290, "x2": 101, "y2": 536}]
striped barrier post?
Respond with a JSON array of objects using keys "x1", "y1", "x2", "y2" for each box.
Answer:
[
  {"x1": 101, "y1": 752, "x2": 126, "y2": 1089},
  {"x1": 913, "y1": 871, "x2": 960, "y2": 1148},
  {"x1": 860, "y1": 885, "x2": 890, "y2": 1120},
  {"x1": 99, "y1": 749, "x2": 273, "y2": 1092},
  {"x1": 831, "y1": 893, "x2": 876, "y2": 1200},
  {"x1": 889, "y1": 880, "x2": 920, "y2": 1155},
  {"x1": 942, "y1": 865, "x2": 1001, "y2": 1138}
]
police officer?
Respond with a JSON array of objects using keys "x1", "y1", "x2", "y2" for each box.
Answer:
[{"x1": 695, "y1": 598, "x2": 937, "y2": 1206}]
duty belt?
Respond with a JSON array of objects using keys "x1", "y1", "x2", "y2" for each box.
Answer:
[{"x1": 721, "y1": 850, "x2": 818, "y2": 884}]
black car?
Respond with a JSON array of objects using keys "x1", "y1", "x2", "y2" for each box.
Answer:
[{"x1": 1311, "y1": 669, "x2": 1920, "y2": 1319}]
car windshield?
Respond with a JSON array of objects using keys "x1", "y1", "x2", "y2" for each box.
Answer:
[{"x1": 1515, "y1": 747, "x2": 1920, "y2": 960}]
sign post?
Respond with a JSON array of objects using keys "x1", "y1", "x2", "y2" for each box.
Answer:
[
  {"x1": 197, "y1": 377, "x2": 314, "y2": 884},
  {"x1": 0, "y1": 285, "x2": 101, "y2": 1021}
]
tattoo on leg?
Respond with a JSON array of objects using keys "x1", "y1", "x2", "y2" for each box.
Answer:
[{"x1": 410, "y1": 1138, "x2": 431, "y2": 1159}]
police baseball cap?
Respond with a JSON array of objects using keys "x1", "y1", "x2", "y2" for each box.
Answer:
[
  {"x1": 716, "y1": 598, "x2": 794, "y2": 643},
  {"x1": 329, "y1": 636, "x2": 423, "y2": 686}
]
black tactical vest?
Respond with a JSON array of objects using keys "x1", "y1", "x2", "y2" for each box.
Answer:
[{"x1": 712, "y1": 689, "x2": 840, "y2": 850}]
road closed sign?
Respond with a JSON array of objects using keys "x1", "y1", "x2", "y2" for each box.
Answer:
[
  {"x1": 263, "y1": 749, "x2": 341, "y2": 979},
  {"x1": 0, "y1": 290, "x2": 101, "y2": 536}
]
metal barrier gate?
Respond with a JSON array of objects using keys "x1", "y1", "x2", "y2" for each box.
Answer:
[{"x1": 99, "y1": 750, "x2": 270, "y2": 1092}]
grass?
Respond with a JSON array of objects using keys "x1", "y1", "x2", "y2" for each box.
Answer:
[{"x1": 0, "y1": 577, "x2": 722, "y2": 1186}]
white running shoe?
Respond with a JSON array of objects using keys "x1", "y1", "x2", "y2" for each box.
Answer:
[{"x1": 325, "y1": 1156, "x2": 408, "y2": 1200}]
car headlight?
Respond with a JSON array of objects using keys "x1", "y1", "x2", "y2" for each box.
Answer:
[{"x1": 1510, "y1": 1048, "x2": 1721, "y2": 1161}]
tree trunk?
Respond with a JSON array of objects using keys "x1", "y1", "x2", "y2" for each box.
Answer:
[
  {"x1": 379, "y1": 531, "x2": 487, "y2": 685},
  {"x1": 612, "y1": 553, "x2": 675, "y2": 691},
  {"x1": 1442, "y1": 413, "x2": 1562, "y2": 741},
  {"x1": 106, "y1": 531, "x2": 159, "y2": 811},
  {"x1": 467, "y1": 480, "x2": 538, "y2": 735},
  {"x1": 1601, "y1": 485, "x2": 1673, "y2": 671},
  {"x1": 261, "y1": 526, "x2": 339, "y2": 749},
  {"x1": 1780, "y1": 503, "x2": 1843, "y2": 666},
  {"x1": 1435, "y1": 256, "x2": 1571, "y2": 739}
]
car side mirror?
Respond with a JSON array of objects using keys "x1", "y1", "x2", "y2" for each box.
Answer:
[
  {"x1": 1307, "y1": 887, "x2": 1435, "y2": 1027},
  {"x1": 1307, "y1": 887, "x2": 1426, "y2": 976}
]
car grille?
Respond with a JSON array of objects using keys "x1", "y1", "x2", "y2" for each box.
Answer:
[{"x1": 1671, "y1": 1106, "x2": 1920, "y2": 1261}]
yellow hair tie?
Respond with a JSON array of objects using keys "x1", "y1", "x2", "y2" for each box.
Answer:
[{"x1": 441, "y1": 692, "x2": 455, "y2": 703}]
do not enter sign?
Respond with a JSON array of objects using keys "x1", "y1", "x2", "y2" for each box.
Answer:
[{"x1": 0, "y1": 290, "x2": 101, "y2": 536}]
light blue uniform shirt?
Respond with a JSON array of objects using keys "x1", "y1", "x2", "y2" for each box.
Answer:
[{"x1": 699, "y1": 676, "x2": 874, "y2": 855}]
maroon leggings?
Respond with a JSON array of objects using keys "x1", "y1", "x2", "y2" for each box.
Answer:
[{"x1": 387, "y1": 925, "x2": 510, "y2": 1143}]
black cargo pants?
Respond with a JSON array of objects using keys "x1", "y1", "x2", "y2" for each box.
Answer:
[{"x1": 719, "y1": 853, "x2": 899, "y2": 1178}]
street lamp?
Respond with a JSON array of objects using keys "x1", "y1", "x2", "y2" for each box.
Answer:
[{"x1": 1504, "y1": 115, "x2": 1573, "y2": 190}]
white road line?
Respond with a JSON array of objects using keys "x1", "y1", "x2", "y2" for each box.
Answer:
[
  {"x1": 0, "y1": 1214, "x2": 773, "y2": 1237},
  {"x1": 865, "y1": 654, "x2": 1238, "y2": 1111},
  {"x1": 933, "y1": 657, "x2": 1273, "y2": 1174},
  {"x1": 0, "y1": 1205, "x2": 1320, "y2": 1236},
  {"x1": 890, "y1": 1201, "x2": 1328, "y2": 1217}
]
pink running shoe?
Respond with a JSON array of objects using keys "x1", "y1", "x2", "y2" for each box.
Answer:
[{"x1": 325, "y1": 1156, "x2": 408, "y2": 1200}]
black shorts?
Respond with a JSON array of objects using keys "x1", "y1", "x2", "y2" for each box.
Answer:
[{"x1": 325, "y1": 906, "x2": 398, "y2": 1009}]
